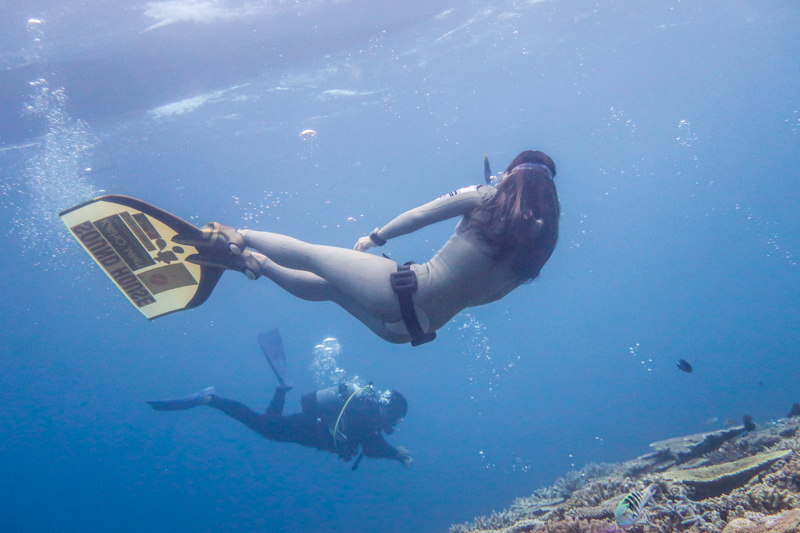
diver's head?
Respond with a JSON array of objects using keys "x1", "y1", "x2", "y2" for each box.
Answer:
[
  {"x1": 469, "y1": 150, "x2": 560, "y2": 281},
  {"x1": 504, "y1": 150, "x2": 556, "y2": 179},
  {"x1": 379, "y1": 390, "x2": 408, "y2": 434}
]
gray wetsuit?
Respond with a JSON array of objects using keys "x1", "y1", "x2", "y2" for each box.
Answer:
[{"x1": 242, "y1": 184, "x2": 524, "y2": 344}]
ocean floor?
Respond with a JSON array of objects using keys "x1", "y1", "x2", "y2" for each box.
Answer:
[{"x1": 451, "y1": 413, "x2": 800, "y2": 533}]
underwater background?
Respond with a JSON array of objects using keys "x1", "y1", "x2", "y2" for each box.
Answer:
[{"x1": 1, "y1": 0, "x2": 799, "y2": 532}]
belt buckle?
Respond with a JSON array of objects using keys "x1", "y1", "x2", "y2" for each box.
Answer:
[{"x1": 390, "y1": 269, "x2": 417, "y2": 293}]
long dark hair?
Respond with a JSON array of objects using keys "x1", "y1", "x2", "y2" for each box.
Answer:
[{"x1": 467, "y1": 150, "x2": 560, "y2": 281}]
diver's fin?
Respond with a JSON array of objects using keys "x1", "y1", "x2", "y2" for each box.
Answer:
[
  {"x1": 147, "y1": 386, "x2": 216, "y2": 411},
  {"x1": 258, "y1": 329, "x2": 294, "y2": 390},
  {"x1": 58, "y1": 195, "x2": 226, "y2": 319},
  {"x1": 484, "y1": 152, "x2": 492, "y2": 184},
  {"x1": 351, "y1": 452, "x2": 365, "y2": 471}
]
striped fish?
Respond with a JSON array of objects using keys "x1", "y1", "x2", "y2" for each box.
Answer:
[{"x1": 614, "y1": 484, "x2": 657, "y2": 529}]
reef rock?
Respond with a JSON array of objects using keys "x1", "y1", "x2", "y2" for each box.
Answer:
[{"x1": 649, "y1": 427, "x2": 746, "y2": 464}]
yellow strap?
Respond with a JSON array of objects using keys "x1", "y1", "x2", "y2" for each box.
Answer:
[{"x1": 333, "y1": 386, "x2": 365, "y2": 450}]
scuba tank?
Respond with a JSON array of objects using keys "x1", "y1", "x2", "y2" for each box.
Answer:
[
  {"x1": 301, "y1": 383, "x2": 374, "y2": 446},
  {"x1": 301, "y1": 383, "x2": 359, "y2": 418}
]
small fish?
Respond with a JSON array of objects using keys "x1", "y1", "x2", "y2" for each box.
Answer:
[
  {"x1": 677, "y1": 359, "x2": 693, "y2": 373},
  {"x1": 758, "y1": 381, "x2": 765, "y2": 388},
  {"x1": 743, "y1": 414, "x2": 757, "y2": 432},
  {"x1": 704, "y1": 417, "x2": 718, "y2": 426},
  {"x1": 484, "y1": 152, "x2": 492, "y2": 184},
  {"x1": 615, "y1": 484, "x2": 657, "y2": 529},
  {"x1": 724, "y1": 417, "x2": 739, "y2": 426}
]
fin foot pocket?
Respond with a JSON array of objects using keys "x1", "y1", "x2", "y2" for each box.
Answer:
[
  {"x1": 186, "y1": 249, "x2": 261, "y2": 280},
  {"x1": 173, "y1": 222, "x2": 244, "y2": 253}
]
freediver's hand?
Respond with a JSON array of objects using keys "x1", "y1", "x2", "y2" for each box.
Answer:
[
  {"x1": 396, "y1": 446, "x2": 413, "y2": 468},
  {"x1": 354, "y1": 235, "x2": 377, "y2": 252}
]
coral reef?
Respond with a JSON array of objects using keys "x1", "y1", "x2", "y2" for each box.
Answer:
[
  {"x1": 650, "y1": 428, "x2": 746, "y2": 465},
  {"x1": 721, "y1": 518, "x2": 759, "y2": 533},
  {"x1": 451, "y1": 417, "x2": 800, "y2": 533},
  {"x1": 704, "y1": 433, "x2": 787, "y2": 466},
  {"x1": 721, "y1": 510, "x2": 800, "y2": 533},
  {"x1": 663, "y1": 450, "x2": 793, "y2": 499}
]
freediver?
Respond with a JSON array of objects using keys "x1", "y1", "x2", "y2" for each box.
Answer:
[
  {"x1": 177, "y1": 150, "x2": 560, "y2": 346},
  {"x1": 147, "y1": 329, "x2": 412, "y2": 469}
]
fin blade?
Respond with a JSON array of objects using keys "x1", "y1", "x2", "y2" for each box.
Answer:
[
  {"x1": 146, "y1": 387, "x2": 215, "y2": 411},
  {"x1": 59, "y1": 194, "x2": 223, "y2": 319},
  {"x1": 258, "y1": 329, "x2": 293, "y2": 388}
]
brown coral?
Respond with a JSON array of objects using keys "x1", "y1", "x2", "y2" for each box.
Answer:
[
  {"x1": 762, "y1": 509, "x2": 800, "y2": 533},
  {"x1": 722, "y1": 518, "x2": 758, "y2": 533},
  {"x1": 744, "y1": 486, "x2": 797, "y2": 514},
  {"x1": 565, "y1": 499, "x2": 619, "y2": 521},
  {"x1": 563, "y1": 478, "x2": 634, "y2": 511},
  {"x1": 720, "y1": 510, "x2": 800, "y2": 533}
]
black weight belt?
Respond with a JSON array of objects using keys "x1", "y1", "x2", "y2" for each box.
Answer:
[{"x1": 390, "y1": 264, "x2": 436, "y2": 347}]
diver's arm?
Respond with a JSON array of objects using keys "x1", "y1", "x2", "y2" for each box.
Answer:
[
  {"x1": 354, "y1": 185, "x2": 494, "y2": 251},
  {"x1": 394, "y1": 445, "x2": 413, "y2": 468},
  {"x1": 361, "y1": 432, "x2": 412, "y2": 466}
]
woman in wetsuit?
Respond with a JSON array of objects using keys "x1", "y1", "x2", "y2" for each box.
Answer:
[{"x1": 184, "y1": 150, "x2": 559, "y2": 345}]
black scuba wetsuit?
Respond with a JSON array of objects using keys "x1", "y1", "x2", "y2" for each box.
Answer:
[{"x1": 207, "y1": 389, "x2": 401, "y2": 463}]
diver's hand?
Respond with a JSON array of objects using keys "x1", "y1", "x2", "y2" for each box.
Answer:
[
  {"x1": 354, "y1": 235, "x2": 377, "y2": 252},
  {"x1": 396, "y1": 446, "x2": 413, "y2": 468}
]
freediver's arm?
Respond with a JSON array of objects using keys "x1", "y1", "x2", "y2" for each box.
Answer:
[{"x1": 354, "y1": 185, "x2": 495, "y2": 251}]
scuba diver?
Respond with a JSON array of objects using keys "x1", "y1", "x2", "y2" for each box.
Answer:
[
  {"x1": 147, "y1": 329, "x2": 411, "y2": 469},
  {"x1": 178, "y1": 150, "x2": 560, "y2": 346}
]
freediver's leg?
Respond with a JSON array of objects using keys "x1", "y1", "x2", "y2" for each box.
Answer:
[
  {"x1": 241, "y1": 231, "x2": 401, "y2": 322},
  {"x1": 252, "y1": 255, "x2": 338, "y2": 302},
  {"x1": 251, "y1": 252, "x2": 408, "y2": 344}
]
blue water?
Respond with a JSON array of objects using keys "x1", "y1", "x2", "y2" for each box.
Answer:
[{"x1": 1, "y1": 1, "x2": 799, "y2": 531}]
